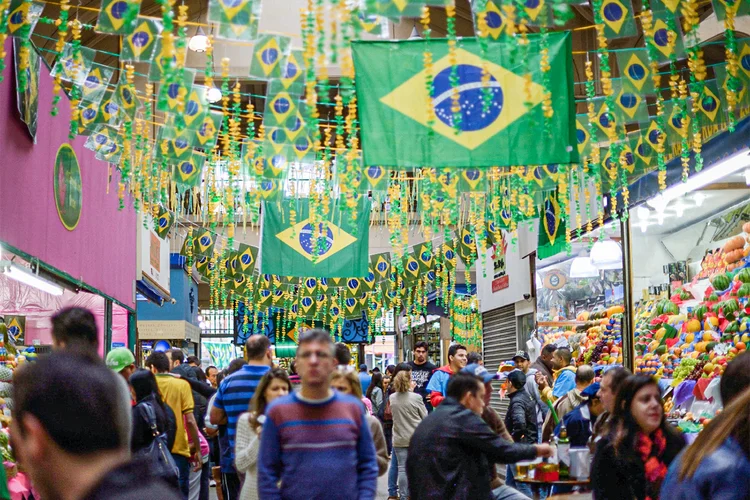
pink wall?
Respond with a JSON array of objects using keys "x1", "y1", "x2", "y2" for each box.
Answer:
[{"x1": 0, "y1": 39, "x2": 137, "y2": 308}]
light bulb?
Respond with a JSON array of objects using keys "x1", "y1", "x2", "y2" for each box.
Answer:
[
  {"x1": 188, "y1": 27, "x2": 208, "y2": 52},
  {"x1": 206, "y1": 87, "x2": 222, "y2": 103}
]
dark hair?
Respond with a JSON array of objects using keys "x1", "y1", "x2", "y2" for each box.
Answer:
[
  {"x1": 542, "y1": 344, "x2": 557, "y2": 355},
  {"x1": 227, "y1": 358, "x2": 247, "y2": 375},
  {"x1": 575, "y1": 365, "x2": 595, "y2": 384},
  {"x1": 145, "y1": 351, "x2": 170, "y2": 373},
  {"x1": 448, "y1": 343, "x2": 467, "y2": 363},
  {"x1": 720, "y1": 351, "x2": 750, "y2": 405},
  {"x1": 192, "y1": 366, "x2": 207, "y2": 383},
  {"x1": 298, "y1": 329, "x2": 335, "y2": 356},
  {"x1": 129, "y1": 368, "x2": 167, "y2": 411},
  {"x1": 51, "y1": 307, "x2": 98, "y2": 353},
  {"x1": 446, "y1": 372, "x2": 483, "y2": 401},
  {"x1": 385, "y1": 364, "x2": 396, "y2": 375},
  {"x1": 168, "y1": 348, "x2": 185, "y2": 365},
  {"x1": 467, "y1": 352, "x2": 483, "y2": 365},
  {"x1": 186, "y1": 355, "x2": 200, "y2": 366},
  {"x1": 508, "y1": 370, "x2": 527, "y2": 390},
  {"x1": 206, "y1": 366, "x2": 218, "y2": 376},
  {"x1": 216, "y1": 371, "x2": 226, "y2": 387},
  {"x1": 602, "y1": 366, "x2": 631, "y2": 395},
  {"x1": 555, "y1": 347, "x2": 572, "y2": 365},
  {"x1": 245, "y1": 335, "x2": 271, "y2": 361},
  {"x1": 249, "y1": 368, "x2": 291, "y2": 432},
  {"x1": 610, "y1": 375, "x2": 682, "y2": 455},
  {"x1": 289, "y1": 361, "x2": 297, "y2": 375},
  {"x1": 393, "y1": 362, "x2": 412, "y2": 378},
  {"x1": 366, "y1": 372, "x2": 384, "y2": 400},
  {"x1": 13, "y1": 352, "x2": 129, "y2": 455},
  {"x1": 414, "y1": 341, "x2": 429, "y2": 351},
  {"x1": 335, "y1": 343, "x2": 352, "y2": 366}
]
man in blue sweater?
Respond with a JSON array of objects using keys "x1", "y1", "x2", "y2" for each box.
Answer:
[{"x1": 258, "y1": 329, "x2": 378, "y2": 499}]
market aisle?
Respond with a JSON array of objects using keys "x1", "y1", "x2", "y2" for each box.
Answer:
[{"x1": 208, "y1": 471, "x2": 391, "y2": 499}]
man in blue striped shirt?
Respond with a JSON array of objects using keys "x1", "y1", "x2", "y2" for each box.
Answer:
[{"x1": 210, "y1": 335, "x2": 272, "y2": 500}]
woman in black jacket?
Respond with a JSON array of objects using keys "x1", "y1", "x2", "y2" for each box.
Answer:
[
  {"x1": 130, "y1": 369, "x2": 177, "y2": 453},
  {"x1": 591, "y1": 375, "x2": 685, "y2": 500}
]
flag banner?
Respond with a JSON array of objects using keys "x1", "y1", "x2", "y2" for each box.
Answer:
[
  {"x1": 595, "y1": 0, "x2": 637, "y2": 38},
  {"x1": 593, "y1": 96, "x2": 617, "y2": 139},
  {"x1": 149, "y1": 43, "x2": 187, "y2": 82},
  {"x1": 113, "y1": 71, "x2": 142, "y2": 120},
  {"x1": 352, "y1": 33, "x2": 577, "y2": 169},
  {"x1": 257, "y1": 178, "x2": 281, "y2": 201},
  {"x1": 3, "y1": 315, "x2": 24, "y2": 345},
  {"x1": 263, "y1": 83, "x2": 298, "y2": 128},
  {"x1": 157, "y1": 68, "x2": 196, "y2": 114},
  {"x1": 184, "y1": 85, "x2": 210, "y2": 130},
  {"x1": 276, "y1": 48, "x2": 306, "y2": 95},
  {"x1": 234, "y1": 244, "x2": 259, "y2": 276},
  {"x1": 173, "y1": 152, "x2": 206, "y2": 188},
  {"x1": 217, "y1": 16, "x2": 261, "y2": 42},
  {"x1": 208, "y1": 0, "x2": 261, "y2": 37},
  {"x1": 193, "y1": 228, "x2": 217, "y2": 257},
  {"x1": 196, "y1": 255, "x2": 216, "y2": 278},
  {"x1": 249, "y1": 34, "x2": 291, "y2": 80},
  {"x1": 442, "y1": 240, "x2": 457, "y2": 270},
  {"x1": 77, "y1": 100, "x2": 101, "y2": 134},
  {"x1": 715, "y1": 63, "x2": 750, "y2": 111},
  {"x1": 97, "y1": 92, "x2": 124, "y2": 128},
  {"x1": 7, "y1": 0, "x2": 43, "y2": 39},
  {"x1": 613, "y1": 78, "x2": 648, "y2": 124},
  {"x1": 96, "y1": 0, "x2": 140, "y2": 34},
  {"x1": 371, "y1": 252, "x2": 392, "y2": 280},
  {"x1": 261, "y1": 197, "x2": 371, "y2": 278},
  {"x1": 472, "y1": 0, "x2": 508, "y2": 41},
  {"x1": 364, "y1": 0, "x2": 424, "y2": 18},
  {"x1": 615, "y1": 49, "x2": 655, "y2": 94},
  {"x1": 13, "y1": 39, "x2": 39, "y2": 143},
  {"x1": 352, "y1": 8, "x2": 388, "y2": 36},
  {"x1": 81, "y1": 63, "x2": 113, "y2": 105},
  {"x1": 194, "y1": 111, "x2": 223, "y2": 150},
  {"x1": 695, "y1": 80, "x2": 722, "y2": 124},
  {"x1": 710, "y1": 0, "x2": 750, "y2": 20},
  {"x1": 414, "y1": 242, "x2": 434, "y2": 272},
  {"x1": 121, "y1": 18, "x2": 163, "y2": 62},
  {"x1": 154, "y1": 206, "x2": 174, "y2": 239},
  {"x1": 537, "y1": 190, "x2": 568, "y2": 260},
  {"x1": 664, "y1": 100, "x2": 691, "y2": 144},
  {"x1": 51, "y1": 43, "x2": 96, "y2": 88},
  {"x1": 85, "y1": 124, "x2": 120, "y2": 155},
  {"x1": 650, "y1": 9, "x2": 684, "y2": 63},
  {"x1": 456, "y1": 226, "x2": 478, "y2": 267},
  {"x1": 632, "y1": 131, "x2": 653, "y2": 171},
  {"x1": 519, "y1": 164, "x2": 561, "y2": 191},
  {"x1": 575, "y1": 114, "x2": 592, "y2": 157}
]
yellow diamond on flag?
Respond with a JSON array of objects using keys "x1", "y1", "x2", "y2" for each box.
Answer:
[
  {"x1": 652, "y1": 19, "x2": 676, "y2": 59},
  {"x1": 634, "y1": 136, "x2": 651, "y2": 165},
  {"x1": 7, "y1": 317, "x2": 23, "y2": 343},
  {"x1": 379, "y1": 48, "x2": 545, "y2": 151},
  {"x1": 276, "y1": 219, "x2": 357, "y2": 264},
  {"x1": 481, "y1": 1, "x2": 506, "y2": 40},
  {"x1": 126, "y1": 21, "x2": 156, "y2": 60},
  {"x1": 269, "y1": 91, "x2": 296, "y2": 124},
  {"x1": 600, "y1": 0, "x2": 628, "y2": 34},
  {"x1": 721, "y1": 72, "x2": 746, "y2": 104},
  {"x1": 392, "y1": 0, "x2": 408, "y2": 11},
  {"x1": 595, "y1": 101, "x2": 617, "y2": 136},
  {"x1": 523, "y1": 0, "x2": 545, "y2": 22},
  {"x1": 740, "y1": 44, "x2": 750, "y2": 79},
  {"x1": 624, "y1": 53, "x2": 649, "y2": 92},
  {"x1": 616, "y1": 88, "x2": 642, "y2": 120},
  {"x1": 218, "y1": 0, "x2": 248, "y2": 23},
  {"x1": 285, "y1": 112, "x2": 306, "y2": 142},
  {"x1": 660, "y1": 0, "x2": 681, "y2": 12},
  {"x1": 698, "y1": 85, "x2": 720, "y2": 122},
  {"x1": 83, "y1": 67, "x2": 106, "y2": 99},
  {"x1": 645, "y1": 121, "x2": 666, "y2": 149},
  {"x1": 280, "y1": 51, "x2": 303, "y2": 90},
  {"x1": 575, "y1": 118, "x2": 590, "y2": 155},
  {"x1": 255, "y1": 37, "x2": 282, "y2": 77},
  {"x1": 668, "y1": 107, "x2": 690, "y2": 136},
  {"x1": 619, "y1": 144, "x2": 635, "y2": 174}
]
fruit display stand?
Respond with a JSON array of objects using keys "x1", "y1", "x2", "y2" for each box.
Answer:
[{"x1": 538, "y1": 305, "x2": 625, "y2": 369}]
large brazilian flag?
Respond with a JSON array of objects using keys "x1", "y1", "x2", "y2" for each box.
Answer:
[
  {"x1": 261, "y1": 198, "x2": 371, "y2": 278},
  {"x1": 352, "y1": 33, "x2": 578, "y2": 169}
]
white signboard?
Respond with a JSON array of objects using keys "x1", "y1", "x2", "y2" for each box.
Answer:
[{"x1": 138, "y1": 213, "x2": 171, "y2": 296}]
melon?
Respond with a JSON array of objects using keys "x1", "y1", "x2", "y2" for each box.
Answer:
[
  {"x1": 737, "y1": 268, "x2": 750, "y2": 284},
  {"x1": 738, "y1": 283, "x2": 750, "y2": 298},
  {"x1": 712, "y1": 273, "x2": 732, "y2": 292}
]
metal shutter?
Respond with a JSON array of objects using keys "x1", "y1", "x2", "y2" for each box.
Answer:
[{"x1": 482, "y1": 304, "x2": 518, "y2": 419}]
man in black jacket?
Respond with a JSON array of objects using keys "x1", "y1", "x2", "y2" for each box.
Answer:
[
  {"x1": 504, "y1": 370, "x2": 538, "y2": 444},
  {"x1": 11, "y1": 352, "x2": 182, "y2": 500},
  {"x1": 407, "y1": 372, "x2": 552, "y2": 500}
]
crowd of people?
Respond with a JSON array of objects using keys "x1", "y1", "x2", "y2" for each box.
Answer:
[{"x1": 8, "y1": 305, "x2": 750, "y2": 499}]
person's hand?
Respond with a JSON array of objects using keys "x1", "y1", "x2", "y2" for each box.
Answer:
[
  {"x1": 534, "y1": 443, "x2": 553, "y2": 458},
  {"x1": 410, "y1": 380, "x2": 417, "y2": 391},
  {"x1": 536, "y1": 372, "x2": 548, "y2": 391},
  {"x1": 191, "y1": 453, "x2": 202, "y2": 472}
]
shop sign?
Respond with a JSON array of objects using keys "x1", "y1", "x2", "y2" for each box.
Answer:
[
  {"x1": 543, "y1": 270, "x2": 567, "y2": 290},
  {"x1": 138, "y1": 320, "x2": 200, "y2": 343},
  {"x1": 53, "y1": 144, "x2": 82, "y2": 231},
  {"x1": 491, "y1": 235, "x2": 509, "y2": 293}
]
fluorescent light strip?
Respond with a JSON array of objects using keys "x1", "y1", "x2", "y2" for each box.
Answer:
[
  {"x1": 0, "y1": 261, "x2": 64, "y2": 296},
  {"x1": 649, "y1": 150, "x2": 750, "y2": 208}
]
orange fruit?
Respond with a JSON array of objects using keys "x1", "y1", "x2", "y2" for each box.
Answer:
[{"x1": 737, "y1": 342, "x2": 747, "y2": 351}]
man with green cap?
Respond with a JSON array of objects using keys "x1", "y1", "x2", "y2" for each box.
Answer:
[{"x1": 106, "y1": 347, "x2": 136, "y2": 381}]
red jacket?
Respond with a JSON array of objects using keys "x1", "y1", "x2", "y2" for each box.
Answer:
[{"x1": 427, "y1": 365, "x2": 454, "y2": 408}]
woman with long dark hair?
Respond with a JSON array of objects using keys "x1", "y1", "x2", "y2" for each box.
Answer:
[
  {"x1": 366, "y1": 371, "x2": 385, "y2": 417},
  {"x1": 660, "y1": 352, "x2": 750, "y2": 499},
  {"x1": 130, "y1": 368, "x2": 178, "y2": 454},
  {"x1": 591, "y1": 375, "x2": 685, "y2": 500},
  {"x1": 234, "y1": 369, "x2": 292, "y2": 500}
]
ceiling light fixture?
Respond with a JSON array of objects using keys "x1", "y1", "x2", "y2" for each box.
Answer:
[
  {"x1": 206, "y1": 86, "x2": 222, "y2": 103},
  {"x1": 188, "y1": 27, "x2": 208, "y2": 52},
  {"x1": 0, "y1": 261, "x2": 64, "y2": 296},
  {"x1": 693, "y1": 192, "x2": 705, "y2": 207},
  {"x1": 590, "y1": 240, "x2": 623, "y2": 270},
  {"x1": 648, "y1": 150, "x2": 750, "y2": 208},
  {"x1": 636, "y1": 205, "x2": 650, "y2": 220},
  {"x1": 569, "y1": 253, "x2": 599, "y2": 278}
]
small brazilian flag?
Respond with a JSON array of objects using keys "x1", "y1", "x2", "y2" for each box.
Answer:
[
  {"x1": 249, "y1": 34, "x2": 291, "y2": 80},
  {"x1": 173, "y1": 152, "x2": 205, "y2": 188},
  {"x1": 96, "y1": 0, "x2": 140, "y2": 34},
  {"x1": 538, "y1": 190, "x2": 567, "y2": 260},
  {"x1": 456, "y1": 226, "x2": 478, "y2": 267},
  {"x1": 261, "y1": 198, "x2": 371, "y2": 278},
  {"x1": 193, "y1": 228, "x2": 217, "y2": 258},
  {"x1": 7, "y1": 0, "x2": 44, "y2": 39},
  {"x1": 154, "y1": 206, "x2": 174, "y2": 239},
  {"x1": 352, "y1": 33, "x2": 577, "y2": 169}
]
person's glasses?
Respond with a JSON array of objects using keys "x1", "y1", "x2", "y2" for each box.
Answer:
[{"x1": 298, "y1": 351, "x2": 332, "y2": 360}]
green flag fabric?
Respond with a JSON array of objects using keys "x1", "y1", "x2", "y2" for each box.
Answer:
[
  {"x1": 352, "y1": 33, "x2": 577, "y2": 169},
  {"x1": 154, "y1": 206, "x2": 174, "y2": 239},
  {"x1": 537, "y1": 190, "x2": 568, "y2": 260},
  {"x1": 261, "y1": 198, "x2": 371, "y2": 278}
]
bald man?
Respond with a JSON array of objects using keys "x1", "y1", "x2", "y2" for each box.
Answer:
[{"x1": 541, "y1": 365, "x2": 595, "y2": 442}]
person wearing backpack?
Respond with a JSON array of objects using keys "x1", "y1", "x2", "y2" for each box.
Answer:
[
  {"x1": 366, "y1": 372, "x2": 385, "y2": 418},
  {"x1": 130, "y1": 369, "x2": 179, "y2": 488}
]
